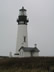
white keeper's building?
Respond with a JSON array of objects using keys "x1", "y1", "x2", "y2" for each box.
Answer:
[{"x1": 14, "y1": 7, "x2": 40, "y2": 57}]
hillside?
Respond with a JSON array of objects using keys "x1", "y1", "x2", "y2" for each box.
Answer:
[{"x1": 0, "y1": 57, "x2": 54, "y2": 72}]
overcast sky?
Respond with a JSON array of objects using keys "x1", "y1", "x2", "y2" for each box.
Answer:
[{"x1": 0, "y1": 0, "x2": 54, "y2": 56}]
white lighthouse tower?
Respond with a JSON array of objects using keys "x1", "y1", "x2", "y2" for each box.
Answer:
[
  {"x1": 14, "y1": 7, "x2": 40, "y2": 57},
  {"x1": 15, "y1": 7, "x2": 29, "y2": 56}
]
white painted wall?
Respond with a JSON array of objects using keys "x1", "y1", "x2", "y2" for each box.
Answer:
[
  {"x1": 20, "y1": 49, "x2": 24, "y2": 57},
  {"x1": 19, "y1": 49, "x2": 39, "y2": 57},
  {"x1": 33, "y1": 52, "x2": 39, "y2": 56},
  {"x1": 16, "y1": 24, "x2": 28, "y2": 53},
  {"x1": 19, "y1": 50, "x2": 31, "y2": 57},
  {"x1": 24, "y1": 52, "x2": 31, "y2": 57}
]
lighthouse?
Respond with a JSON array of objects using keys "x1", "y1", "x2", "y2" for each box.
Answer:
[
  {"x1": 14, "y1": 7, "x2": 40, "y2": 57},
  {"x1": 15, "y1": 7, "x2": 29, "y2": 56}
]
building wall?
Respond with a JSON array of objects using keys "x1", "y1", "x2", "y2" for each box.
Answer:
[
  {"x1": 20, "y1": 49, "x2": 39, "y2": 57},
  {"x1": 24, "y1": 52, "x2": 31, "y2": 57},
  {"x1": 19, "y1": 50, "x2": 30, "y2": 57},
  {"x1": 20, "y1": 49, "x2": 24, "y2": 57},
  {"x1": 33, "y1": 52, "x2": 39, "y2": 57},
  {"x1": 16, "y1": 25, "x2": 28, "y2": 53}
]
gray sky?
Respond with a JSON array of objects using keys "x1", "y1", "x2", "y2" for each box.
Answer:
[{"x1": 0, "y1": 0, "x2": 54, "y2": 56}]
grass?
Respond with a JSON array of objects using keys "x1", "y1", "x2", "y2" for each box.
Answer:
[
  {"x1": 0, "y1": 57, "x2": 54, "y2": 72},
  {"x1": 0, "y1": 68, "x2": 48, "y2": 72}
]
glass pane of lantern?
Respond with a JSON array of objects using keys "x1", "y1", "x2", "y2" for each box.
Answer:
[{"x1": 19, "y1": 11, "x2": 26, "y2": 16}]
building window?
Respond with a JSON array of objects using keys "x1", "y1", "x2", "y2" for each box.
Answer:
[{"x1": 24, "y1": 36, "x2": 26, "y2": 42}]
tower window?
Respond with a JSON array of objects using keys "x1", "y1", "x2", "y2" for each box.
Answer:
[{"x1": 24, "y1": 36, "x2": 26, "y2": 42}]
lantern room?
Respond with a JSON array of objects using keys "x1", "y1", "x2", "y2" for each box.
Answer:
[{"x1": 17, "y1": 7, "x2": 29, "y2": 24}]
